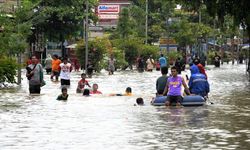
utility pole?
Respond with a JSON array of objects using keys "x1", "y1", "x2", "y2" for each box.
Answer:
[
  {"x1": 85, "y1": 0, "x2": 89, "y2": 74},
  {"x1": 145, "y1": 0, "x2": 148, "y2": 44},
  {"x1": 213, "y1": 17, "x2": 216, "y2": 52},
  {"x1": 199, "y1": 8, "x2": 201, "y2": 24},
  {"x1": 17, "y1": 0, "x2": 22, "y2": 84}
]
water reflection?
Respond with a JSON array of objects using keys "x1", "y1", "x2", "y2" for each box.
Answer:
[{"x1": 0, "y1": 64, "x2": 250, "y2": 149}]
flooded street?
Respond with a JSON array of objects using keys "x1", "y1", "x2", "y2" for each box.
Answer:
[{"x1": 0, "y1": 64, "x2": 250, "y2": 150}]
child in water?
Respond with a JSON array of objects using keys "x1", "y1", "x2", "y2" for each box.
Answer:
[
  {"x1": 90, "y1": 83, "x2": 102, "y2": 94},
  {"x1": 110, "y1": 87, "x2": 132, "y2": 96},
  {"x1": 135, "y1": 97, "x2": 144, "y2": 106},
  {"x1": 83, "y1": 89, "x2": 90, "y2": 96},
  {"x1": 57, "y1": 87, "x2": 68, "y2": 101},
  {"x1": 76, "y1": 73, "x2": 91, "y2": 93},
  {"x1": 123, "y1": 87, "x2": 132, "y2": 96}
]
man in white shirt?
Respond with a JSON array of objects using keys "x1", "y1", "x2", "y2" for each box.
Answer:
[{"x1": 59, "y1": 57, "x2": 72, "y2": 86}]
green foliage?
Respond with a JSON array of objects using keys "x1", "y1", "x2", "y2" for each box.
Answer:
[
  {"x1": 99, "y1": 47, "x2": 128, "y2": 70},
  {"x1": 171, "y1": 20, "x2": 195, "y2": 47},
  {"x1": 179, "y1": 0, "x2": 250, "y2": 40},
  {"x1": 130, "y1": 5, "x2": 146, "y2": 38},
  {"x1": 76, "y1": 37, "x2": 110, "y2": 72},
  {"x1": 112, "y1": 38, "x2": 141, "y2": 68},
  {"x1": 116, "y1": 7, "x2": 135, "y2": 39},
  {"x1": 170, "y1": 19, "x2": 212, "y2": 47},
  {"x1": 148, "y1": 24, "x2": 165, "y2": 43},
  {"x1": 207, "y1": 50, "x2": 216, "y2": 65},
  {"x1": 167, "y1": 51, "x2": 182, "y2": 65},
  {"x1": 25, "y1": 0, "x2": 97, "y2": 42},
  {"x1": 138, "y1": 44, "x2": 159, "y2": 59},
  {"x1": 0, "y1": 3, "x2": 32, "y2": 56},
  {"x1": 111, "y1": 37, "x2": 159, "y2": 69},
  {"x1": 0, "y1": 57, "x2": 18, "y2": 84}
]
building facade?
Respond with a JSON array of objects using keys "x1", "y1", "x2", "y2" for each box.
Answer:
[{"x1": 96, "y1": 0, "x2": 130, "y2": 28}]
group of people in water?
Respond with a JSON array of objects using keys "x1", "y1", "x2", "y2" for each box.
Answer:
[
  {"x1": 155, "y1": 54, "x2": 210, "y2": 106},
  {"x1": 26, "y1": 53, "x2": 210, "y2": 107},
  {"x1": 26, "y1": 55, "x2": 136, "y2": 101}
]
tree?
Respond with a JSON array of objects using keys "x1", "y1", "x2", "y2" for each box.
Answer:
[
  {"x1": 116, "y1": 7, "x2": 134, "y2": 39},
  {"x1": 178, "y1": 0, "x2": 250, "y2": 74},
  {"x1": 25, "y1": 0, "x2": 97, "y2": 56},
  {"x1": 76, "y1": 37, "x2": 111, "y2": 72},
  {"x1": 171, "y1": 19, "x2": 212, "y2": 48},
  {"x1": 0, "y1": 1, "x2": 32, "y2": 85}
]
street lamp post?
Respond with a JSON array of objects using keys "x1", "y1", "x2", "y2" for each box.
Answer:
[{"x1": 167, "y1": 18, "x2": 172, "y2": 53}]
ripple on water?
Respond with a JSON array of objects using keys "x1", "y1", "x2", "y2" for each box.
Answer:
[{"x1": 0, "y1": 64, "x2": 250, "y2": 149}]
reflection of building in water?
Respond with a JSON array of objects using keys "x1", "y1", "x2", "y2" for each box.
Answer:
[{"x1": 96, "y1": 0, "x2": 130, "y2": 28}]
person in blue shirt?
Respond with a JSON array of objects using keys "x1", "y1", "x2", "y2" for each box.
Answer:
[
  {"x1": 189, "y1": 65, "x2": 210, "y2": 97},
  {"x1": 159, "y1": 54, "x2": 167, "y2": 69}
]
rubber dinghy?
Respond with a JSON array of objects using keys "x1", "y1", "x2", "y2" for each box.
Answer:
[{"x1": 152, "y1": 95, "x2": 205, "y2": 106}]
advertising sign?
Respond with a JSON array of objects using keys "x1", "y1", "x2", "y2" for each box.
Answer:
[
  {"x1": 98, "y1": 14, "x2": 119, "y2": 19},
  {"x1": 98, "y1": 5, "x2": 120, "y2": 14},
  {"x1": 159, "y1": 38, "x2": 176, "y2": 45}
]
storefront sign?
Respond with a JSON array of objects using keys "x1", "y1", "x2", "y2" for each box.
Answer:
[
  {"x1": 98, "y1": 5, "x2": 120, "y2": 14},
  {"x1": 159, "y1": 38, "x2": 176, "y2": 45},
  {"x1": 98, "y1": 14, "x2": 119, "y2": 19}
]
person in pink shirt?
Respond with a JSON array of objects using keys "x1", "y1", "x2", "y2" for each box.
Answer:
[{"x1": 90, "y1": 83, "x2": 102, "y2": 94}]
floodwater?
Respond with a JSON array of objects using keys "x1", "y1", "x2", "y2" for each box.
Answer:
[{"x1": 0, "y1": 63, "x2": 250, "y2": 150}]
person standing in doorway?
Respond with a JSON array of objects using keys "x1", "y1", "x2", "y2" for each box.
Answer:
[{"x1": 26, "y1": 55, "x2": 44, "y2": 94}]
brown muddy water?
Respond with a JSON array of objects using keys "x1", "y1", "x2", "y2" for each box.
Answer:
[{"x1": 0, "y1": 64, "x2": 249, "y2": 150}]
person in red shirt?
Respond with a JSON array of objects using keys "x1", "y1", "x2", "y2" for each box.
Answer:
[
  {"x1": 90, "y1": 83, "x2": 102, "y2": 94},
  {"x1": 195, "y1": 63, "x2": 207, "y2": 79},
  {"x1": 155, "y1": 60, "x2": 161, "y2": 71},
  {"x1": 76, "y1": 73, "x2": 91, "y2": 93},
  {"x1": 26, "y1": 57, "x2": 32, "y2": 66}
]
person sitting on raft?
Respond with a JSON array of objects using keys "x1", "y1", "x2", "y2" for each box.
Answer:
[
  {"x1": 156, "y1": 66, "x2": 169, "y2": 96},
  {"x1": 57, "y1": 87, "x2": 68, "y2": 101},
  {"x1": 193, "y1": 59, "x2": 208, "y2": 79},
  {"x1": 76, "y1": 73, "x2": 91, "y2": 93},
  {"x1": 189, "y1": 64, "x2": 210, "y2": 97},
  {"x1": 90, "y1": 83, "x2": 102, "y2": 94},
  {"x1": 162, "y1": 66, "x2": 191, "y2": 106},
  {"x1": 109, "y1": 87, "x2": 133, "y2": 96}
]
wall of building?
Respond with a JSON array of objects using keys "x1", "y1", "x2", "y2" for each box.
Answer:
[{"x1": 96, "y1": 0, "x2": 130, "y2": 28}]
